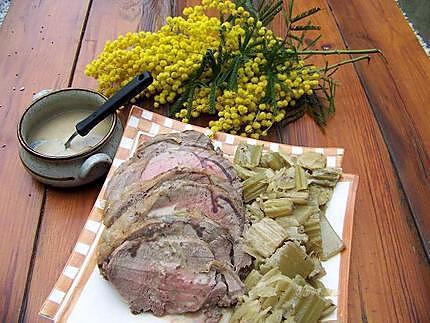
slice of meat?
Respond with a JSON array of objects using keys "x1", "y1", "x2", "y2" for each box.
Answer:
[
  {"x1": 135, "y1": 146, "x2": 240, "y2": 190},
  {"x1": 105, "y1": 138, "x2": 241, "y2": 202},
  {"x1": 135, "y1": 130, "x2": 215, "y2": 156},
  {"x1": 105, "y1": 235, "x2": 218, "y2": 316},
  {"x1": 98, "y1": 180, "x2": 246, "y2": 266},
  {"x1": 105, "y1": 130, "x2": 214, "y2": 202},
  {"x1": 124, "y1": 213, "x2": 234, "y2": 268},
  {"x1": 104, "y1": 168, "x2": 243, "y2": 228},
  {"x1": 102, "y1": 219, "x2": 243, "y2": 317}
]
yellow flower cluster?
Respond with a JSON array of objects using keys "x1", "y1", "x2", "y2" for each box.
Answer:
[
  {"x1": 200, "y1": 59, "x2": 319, "y2": 139},
  {"x1": 85, "y1": 5, "x2": 222, "y2": 98},
  {"x1": 85, "y1": 0, "x2": 321, "y2": 139}
]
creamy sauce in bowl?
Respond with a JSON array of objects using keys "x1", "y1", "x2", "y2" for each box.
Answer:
[{"x1": 28, "y1": 110, "x2": 112, "y2": 157}]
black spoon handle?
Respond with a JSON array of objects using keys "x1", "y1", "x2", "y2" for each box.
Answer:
[{"x1": 76, "y1": 71, "x2": 153, "y2": 136}]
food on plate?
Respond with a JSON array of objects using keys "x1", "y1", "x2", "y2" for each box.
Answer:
[
  {"x1": 98, "y1": 130, "x2": 250, "y2": 321},
  {"x1": 104, "y1": 131, "x2": 241, "y2": 202},
  {"x1": 97, "y1": 131, "x2": 345, "y2": 322},
  {"x1": 231, "y1": 268, "x2": 335, "y2": 323},
  {"x1": 230, "y1": 143, "x2": 344, "y2": 322}
]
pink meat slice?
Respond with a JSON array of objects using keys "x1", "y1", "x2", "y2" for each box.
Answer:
[
  {"x1": 97, "y1": 181, "x2": 246, "y2": 266},
  {"x1": 103, "y1": 168, "x2": 243, "y2": 228},
  {"x1": 105, "y1": 146, "x2": 241, "y2": 203},
  {"x1": 105, "y1": 236, "x2": 218, "y2": 316},
  {"x1": 139, "y1": 149, "x2": 227, "y2": 182}
]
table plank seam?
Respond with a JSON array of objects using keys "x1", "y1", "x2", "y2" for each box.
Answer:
[
  {"x1": 67, "y1": 0, "x2": 94, "y2": 87},
  {"x1": 326, "y1": 0, "x2": 430, "y2": 262},
  {"x1": 18, "y1": 188, "x2": 47, "y2": 323},
  {"x1": 356, "y1": 61, "x2": 430, "y2": 260}
]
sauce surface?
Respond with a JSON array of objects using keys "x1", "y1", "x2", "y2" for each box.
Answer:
[{"x1": 29, "y1": 109, "x2": 111, "y2": 157}]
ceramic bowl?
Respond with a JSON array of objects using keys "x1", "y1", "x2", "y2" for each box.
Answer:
[{"x1": 17, "y1": 88, "x2": 123, "y2": 187}]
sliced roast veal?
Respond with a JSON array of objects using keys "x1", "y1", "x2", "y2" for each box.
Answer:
[
  {"x1": 105, "y1": 235, "x2": 219, "y2": 316},
  {"x1": 135, "y1": 145, "x2": 240, "y2": 189},
  {"x1": 98, "y1": 180, "x2": 246, "y2": 266},
  {"x1": 135, "y1": 130, "x2": 215, "y2": 156},
  {"x1": 105, "y1": 130, "x2": 215, "y2": 202},
  {"x1": 100, "y1": 214, "x2": 243, "y2": 288},
  {"x1": 98, "y1": 130, "x2": 250, "y2": 319},
  {"x1": 105, "y1": 143, "x2": 241, "y2": 202},
  {"x1": 103, "y1": 168, "x2": 243, "y2": 228},
  {"x1": 102, "y1": 218, "x2": 243, "y2": 317}
]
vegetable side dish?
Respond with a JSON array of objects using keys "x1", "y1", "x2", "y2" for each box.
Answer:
[{"x1": 231, "y1": 143, "x2": 343, "y2": 322}]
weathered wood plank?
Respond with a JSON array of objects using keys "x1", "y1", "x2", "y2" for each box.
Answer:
[
  {"x1": 23, "y1": 1, "x2": 182, "y2": 322},
  {"x1": 0, "y1": 1, "x2": 92, "y2": 322},
  {"x1": 274, "y1": 0, "x2": 430, "y2": 321},
  {"x1": 327, "y1": 0, "x2": 430, "y2": 258}
]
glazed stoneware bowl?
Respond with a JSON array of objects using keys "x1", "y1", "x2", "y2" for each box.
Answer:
[{"x1": 18, "y1": 88, "x2": 123, "y2": 187}]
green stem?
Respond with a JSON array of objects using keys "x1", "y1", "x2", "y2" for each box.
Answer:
[
  {"x1": 296, "y1": 49, "x2": 382, "y2": 55},
  {"x1": 314, "y1": 55, "x2": 372, "y2": 73}
]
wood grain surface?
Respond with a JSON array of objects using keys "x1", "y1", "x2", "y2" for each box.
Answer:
[
  {"x1": 327, "y1": 0, "x2": 430, "y2": 257},
  {"x1": 0, "y1": 1, "x2": 91, "y2": 322},
  {"x1": 0, "y1": 0, "x2": 429, "y2": 322}
]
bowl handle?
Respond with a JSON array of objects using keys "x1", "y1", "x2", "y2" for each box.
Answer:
[{"x1": 79, "y1": 153, "x2": 112, "y2": 180}]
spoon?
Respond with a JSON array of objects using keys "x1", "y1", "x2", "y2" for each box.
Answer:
[{"x1": 64, "y1": 71, "x2": 153, "y2": 149}]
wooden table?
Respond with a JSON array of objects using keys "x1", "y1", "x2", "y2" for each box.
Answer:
[{"x1": 0, "y1": 0, "x2": 429, "y2": 322}]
